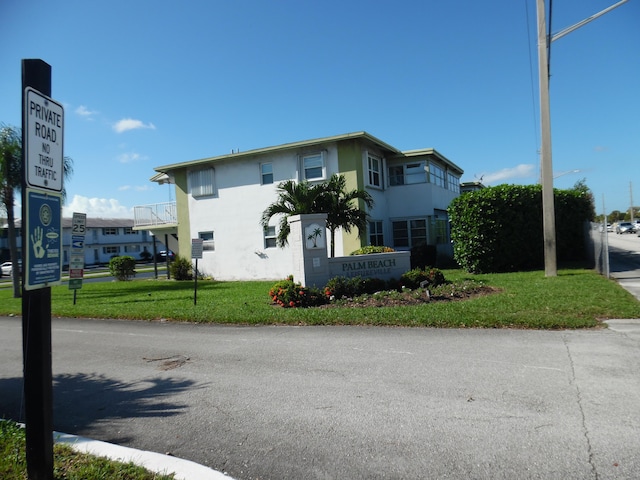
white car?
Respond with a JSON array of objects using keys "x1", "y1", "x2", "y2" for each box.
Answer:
[{"x1": 1, "y1": 261, "x2": 21, "y2": 277}]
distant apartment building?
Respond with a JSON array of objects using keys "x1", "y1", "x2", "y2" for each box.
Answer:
[{"x1": 1, "y1": 217, "x2": 163, "y2": 266}]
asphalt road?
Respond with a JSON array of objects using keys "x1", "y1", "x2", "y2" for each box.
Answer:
[
  {"x1": 2, "y1": 238, "x2": 640, "y2": 479},
  {"x1": 2, "y1": 316, "x2": 640, "y2": 480}
]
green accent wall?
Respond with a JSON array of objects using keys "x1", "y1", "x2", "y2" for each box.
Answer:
[
  {"x1": 337, "y1": 140, "x2": 367, "y2": 254},
  {"x1": 173, "y1": 169, "x2": 192, "y2": 257}
]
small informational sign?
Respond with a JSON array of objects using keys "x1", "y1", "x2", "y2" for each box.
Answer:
[
  {"x1": 24, "y1": 87, "x2": 64, "y2": 192},
  {"x1": 25, "y1": 189, "x2": 62, "y2": 290},
  {"x1": 69, "y1": 212, "x2": 86, "y2": 291},
  {"x1": 191, "y1": 238, "x2": 204, "y2": 259}
]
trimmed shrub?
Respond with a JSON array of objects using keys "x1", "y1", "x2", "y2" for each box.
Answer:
[
  {"x1": 170, "y1": 255, "x2": 193, "y2": 280},
  {"x1": 350, "y1": 245, "x2": 395, "y2": 255},
  {"x1": 448, "y1": 184, "x2": 594, "y2": 273},
  {"x1": 109, "y1": 256, "x2": 136, "y2": 281},
  {"x1": 400, "y1": 268, "x2": 446, "y2": 290}
]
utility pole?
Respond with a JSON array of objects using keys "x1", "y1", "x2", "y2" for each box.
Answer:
[
  {"x1": 535, "y1": 0, "x2": 629, "y2": 277},
  {"x1": 536, "y1": 0, "x2": 556, "y2": 277}
]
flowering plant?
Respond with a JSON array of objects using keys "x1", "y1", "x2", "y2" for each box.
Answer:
[{"x1": 269, "y1": 276, "x2": 326, "y2": 308}]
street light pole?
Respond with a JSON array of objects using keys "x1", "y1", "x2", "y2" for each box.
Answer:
[
  {"x1": 535, "y1": 0, "x2": 629, "y2": 277},
  {"x1": 537, "y1": 0, "x2": 556, "y2": 277}
]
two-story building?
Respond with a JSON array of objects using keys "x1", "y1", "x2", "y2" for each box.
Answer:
[{"x1": 134, "y1": 131, "x2": 464, "y2": 281}]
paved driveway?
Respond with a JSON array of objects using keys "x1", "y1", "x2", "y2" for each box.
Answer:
[{"x1": 1, "y1": 317, "x2": 640, "y2": 480}]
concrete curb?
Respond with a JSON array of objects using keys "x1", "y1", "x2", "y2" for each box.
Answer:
[{"x1": 54, "y1": 431, "x2": 234, "y2": 480}]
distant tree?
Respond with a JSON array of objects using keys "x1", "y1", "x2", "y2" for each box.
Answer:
[
  {"x1": 571, "y1": 178, "x2": 596, "y2": 221},
  {"x1": 0, "y1": 124, "x2": 73, "y2": 297}
]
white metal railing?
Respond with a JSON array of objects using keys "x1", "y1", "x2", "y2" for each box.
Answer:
[{"x1": 133, "y1": 202, "x2": 177, "y2": 227}]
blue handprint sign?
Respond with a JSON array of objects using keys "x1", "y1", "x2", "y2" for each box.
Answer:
[{"x1": 25, "y1": 189, "x2": 62, "y2": 290}]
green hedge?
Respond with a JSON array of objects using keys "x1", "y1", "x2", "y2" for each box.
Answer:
[{"x1": 448, "y1": 184, "x2": 593, "y2": 273}]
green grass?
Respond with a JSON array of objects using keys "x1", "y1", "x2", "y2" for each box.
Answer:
[
  {"x1": 0, "y1": 420, "x2": 174, "y2": 480},
  {"x1": 1, "y1": 268, "x2": 639, "y2": 329}
]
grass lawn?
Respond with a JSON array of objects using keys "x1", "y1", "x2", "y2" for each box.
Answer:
[
  {"x1": 1, "y1": 268, "x2": 638, "y2": 329},
  {"x1": 0, "y1": 420, "x2": 175, "y2": 480}
]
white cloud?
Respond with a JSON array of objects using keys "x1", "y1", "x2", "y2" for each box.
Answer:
[
  {"x1": 117, "y1": 151, "x2": 148, "y2": 163},
  {"x1": 113, "y1": 118, "x2": 156, "y2": 133},
  {"x1": 62, "y1": 195, "x2": 132, "y2": 219},
  {"x1": 480, "y1": 164, "x2": 536, "y2": 185},
  {"x1": 75, "y1": 105, "x2": 98, "y2": 118}
]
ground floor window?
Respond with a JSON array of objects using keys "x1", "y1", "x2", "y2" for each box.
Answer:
[
  {"x1": 392, "y1": 219, "x2": 427, "y2": 248},
  {"x1": 199, "y1": 231, "x2": 215, "y2": 250},
  {"x1": 264, "y1": 226, "x2": 277, "y2": 248},
  {"x1": 369, "y1": 221, "x2": 384, "y2": 246},
  {"x1": 103, "y1": 246, "x2": 120, "y2": 255},
  {"x1": 124, "y1": 245, "x2": 141, "y2": 253}
]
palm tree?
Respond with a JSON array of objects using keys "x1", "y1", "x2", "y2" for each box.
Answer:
[
  {"x1": 260, "y1": 174, "x2": 373, "y2": 257},
  {"x1": 319, "y1": 174, "x2": 374, "y2": 257},
  {"x1": 260, "y1": 179, "x2": 325, "y2": 248},
  {"x1": 0, "y1": 124, "x2": 73, "y2": 298}
]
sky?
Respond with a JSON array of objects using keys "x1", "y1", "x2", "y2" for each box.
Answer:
[{"x1": 1, "y1": 0, "x2": 638, "y2": 219}]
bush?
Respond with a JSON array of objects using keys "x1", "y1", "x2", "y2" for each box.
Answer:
[
  {"x1": 269, "y1": 276, "x2": 326, "y2": 308},
  {"x1": 324, "y1": 276, "x2": 362, "y2": 299},
  {"x1": 350, "y1": 245, "x2": 395, "y2": 255},
  {"x1": 170, "y1": 255, "x2": 193, "y2": 280},
  {"x1": 400, "y1": 268, "x2": 446, "y2": 290},
  {"x1": 448, "y1": 184, "x2": 594, "y2": 273},
  {"x1": 109, "y1": 256, "x2": 136, "y2": 281}
]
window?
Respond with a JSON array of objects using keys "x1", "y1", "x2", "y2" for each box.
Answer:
[
  {"x1": 389, "y1": 162, "x2": 426, "y2": 186},
  {"x1": 103, "y1": 246, "x2": 120, "y2": 254},
  {"x1": 261, "y1": 163, "x2": 273, "y2": 185},
  {"x1": 392, "y1": 219, "x2": 427, "y2": 248},
  {"x1": 102, "y1": 227, "x2": 117, "y2": 235},
  {"x1": 124, "y1": 245, "x2": 141, "y2": 253},
  {"x1": 189, "y1": 168, "x2": 215, "y2": 197},
  {"x1": 369, "y1": 221, "x2": 384, "y2": 246},
  {"x1": 367, "y1": 154, "x2": 382, "y2": 187},
  {"x1": 123, "y1": 227, "x2": 136, "y2": 235},
  {"x1": 448, "y1": 172, "x2": 460, "y2": 193},
  {"x1": 429, "y1": 163, "x2": 446, "y2": 188},
  {"x1": 199, "y1": 231, "x2": 215, "y2": 250},
  {"x1": 302, "y1": 153, "x2": 325, "y2": 180},
  {"x1": 263, "y1": 226, "x2": 277, "y2": 248}
]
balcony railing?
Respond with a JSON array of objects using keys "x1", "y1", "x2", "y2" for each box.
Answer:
[{"x1": 134, "y1": 202, "x2": 177, "y2": 227}]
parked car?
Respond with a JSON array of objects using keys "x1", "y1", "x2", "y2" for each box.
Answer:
[
  {"x1": 1, "y1": 260, "x2": 22, "y2": 277},
  {"x1": 615, "y1": 222, "x2": 634, "y2": 234},
  {"x1": 156, "y1": 250, "x2": 175, "y2": 261},
  {"x1": 606, "y1": 223, "x2": 613, "y2": 232}
]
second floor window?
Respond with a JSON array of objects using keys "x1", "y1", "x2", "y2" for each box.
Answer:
[
  {"x1": 389, "y1": 162, "x2": 426, "y2": 186},
  {"x1": 302, "y1": 153, "x2": 325, "y2": 180},
  {"x1": 102, "y1": 227, "x2": 117, "y2": 235},
  {"x1": 367, "y1": 154, "x2": 382, "y2": 187},
  {"x1": 429, "y1": 163, "x2": 446, "y2": 188},
  {"x1": 261, "y1": 163, "x2": 273, "y2": 185},
  {"x1": 189, "y1": 168, "x2": 215, "y2": 197}
]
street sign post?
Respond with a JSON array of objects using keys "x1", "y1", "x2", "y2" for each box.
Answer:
[{"x1": 192, "y1": 238, "x2": 204, "y2": 305}]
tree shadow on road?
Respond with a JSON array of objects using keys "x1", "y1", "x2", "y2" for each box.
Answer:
[{"x1": 0, "y1": 373, "x2": 203, "y2": 443}]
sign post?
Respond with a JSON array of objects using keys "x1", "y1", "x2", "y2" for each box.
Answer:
[
  {"x1": 21, "y1": 59, "x2": 63, "y2": 480},
  {"x1": 191, "y1": 238, "x2": 203, "y2": 305}
]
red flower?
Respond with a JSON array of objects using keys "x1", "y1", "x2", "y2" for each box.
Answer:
[{"x1": 289, "y1": 301, "x2": 295, "y2": 307}]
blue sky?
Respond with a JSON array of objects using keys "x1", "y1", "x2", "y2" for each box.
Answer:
[{"x1": 1, "y1": 0, "x2": 638, "y2": 218}]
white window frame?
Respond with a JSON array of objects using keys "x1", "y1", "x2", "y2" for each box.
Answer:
[
  {"x1": 189, "y1": 168, "x2": 216, "y2": 198},
  {"x1": 367, "y1": 153, "x2": 382, "y2": 188},
  {"x1": 103, "y1": 246, "x2": 120, "y2": 254},
  {"x1": 447, "y1": 172, "x2": 460, "y2": 193},
  {"x1": 261, "y1": 163, "x2": 273, "y2": 185},
  {"x1": 392, "y1": 218, "x2": 428, "y2": 249},
  {"x1": 301, "y1": 152, "x2": 325, "y2": 181},
  {"x1": 388, "y1": 161, "x2": 426, "y2": 186},
  {"x1": 102, "y1": 227, "x2": 117, "y2": 235},
  {"x1": 368, "y1": 220, "x2": 384, "y2": 246},
  {"x1": 263, "y1": 225, "x2": 277, "y2": 249},
  {"x1": 429, "y1": 163, "x2": 446, "y2": 188}
]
